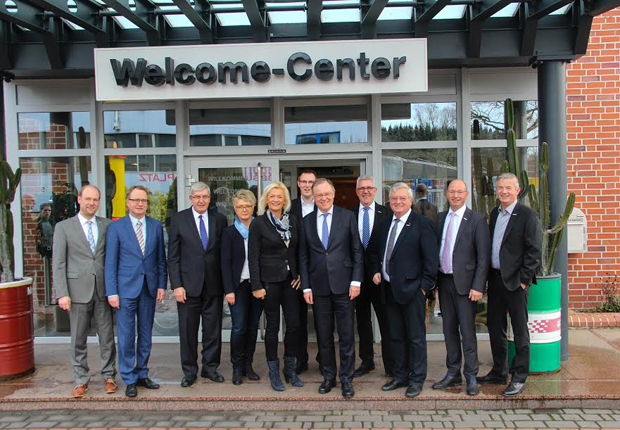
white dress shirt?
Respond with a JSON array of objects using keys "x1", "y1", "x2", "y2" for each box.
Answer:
[
  {"x1": 129, "y1": 214, "x2": 146, "y2": 244},
  {"x1": 78, "y1": 213, "x2": 98, "y2": 250},
  {"x1": 192, "y1": 207, "x2": 210, "y2": 238},
  {"x1": 357, "y1": 201, "x2": 376, "y2": 243},
  {"x1": 301, "y1": 198, "x2": 315, "y2": 218},
  {"x1": 439, "y1": 205, "x2": 467, "y2": 274},
  {"x1": 240, "y1": 238, "x2": 250, "y2": 282},
  {"x1": 382, "y1": 208, "x2": 412, "y2": 283}
]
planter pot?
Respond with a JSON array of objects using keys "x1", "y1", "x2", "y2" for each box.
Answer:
[
  {"x1": 0, "y1": 277, "x2": 35, "y2": 380},
  {"x1": 508, "y1": 273, "x2": 562, "y2": 373}
]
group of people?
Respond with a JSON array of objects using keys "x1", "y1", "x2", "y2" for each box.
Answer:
[{"x1": 52, "y1": 168, "x2": 541, "y2": 400}]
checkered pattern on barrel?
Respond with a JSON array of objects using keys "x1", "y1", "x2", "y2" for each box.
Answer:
[{"x1": 528, "y1": 316, "x2": 561, "y2": 333}]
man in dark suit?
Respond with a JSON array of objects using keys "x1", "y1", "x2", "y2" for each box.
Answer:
[
  {"x1": 432, "y1": 179, "x2": 490, "y2": 396},
  {"x1": 478, "y1": 173, "x2": 542, "y2": 396},
  {"x1": 373, "y1": 182, "x2": 439, "y2": 398},
  {"x1": 414, "y1": 183, "x2": 438, "y2": 225},
  {"x1": 351, "y1": 175, "x2": 394, "y2": 378},
  {"x1": 105, "y1": 185, "x2": 167, "y2": 398},
  {"x1": 168, "y1": 181, "x2": 228, "y2": 387},
  {"x1": 300, "y1": 178, "x2": 363, "y2": 399}
]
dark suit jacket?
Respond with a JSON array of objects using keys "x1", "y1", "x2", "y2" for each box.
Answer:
[
  {"x1": 372, "y1": 210, "x2": 439, "y2": 305},
  {"x1": 489, "y1": 202, "x2": 542, "y2": 291},
  {"x1": 436, "y1": 207, "x2": 491, "y2": 295},
  {"x1": 167, "y1": 208, "x2": 228, "y2": 297},
  {"x1": 221, "y1": 225, "x2": 250, "y2": 295},
  {"x1": 248, "y1": 213, "x2": 301, "y2": 291},
  {"x1": 300, "y1": 205, "x2": 364, "y2": 296},
  {"x1": 414, "y1": 198, "x2": 438, "y2": 226},
  {"x1": 290, "y1": 197, "x2": 316, "y2": 220}
]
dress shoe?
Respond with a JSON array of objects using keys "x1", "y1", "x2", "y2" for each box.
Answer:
[
  {"x1": 232, "y1": 369, "x2": 243, "y2": 386},
  {"x1": 104, "y1": 379, "x2": 117, "y2": 394},
  {"x1": 201, "y1": 370, "x2": 225, "y2": 383},
  {"x1": 405, "y1": 384, "x2": 422, "y2": 398},
  {"x1": 244, "y1": 365, "x2": 260, "y2": 381},
  {"x1": 125, "y1": 383, "x2": 137, "y2": 397},
  {"x1": 353, "y1": 363, "x2": 376, "y2": 377},
  {"x1": 136, "y1": 377, "x2": 160, "y2": 389},
  {"x1": 181, "y1": 376, "x2": 196, "y2": 387},
  {"x1": 382, "y1": 380, "x2": 408, "y2": 391},
  {"x1": 341, "y1": 382, "x2": 355, "y2": 399},
  {"x1": 71, "y1": 384, "x2": 88, "y2": 398},
  {"x1": 318, "y1": 379, "x2": 337, "y2": 394},
  {"x1": 503, "y1": 381, "x2": 526, "y2": 396},
  {"x1": 466, "y1": 378, "x2": 479, "y2": 396},
  {"x1": 295, "y1": 361, "x2": 309, "y2": 375},
  {"x1": 477, "y1": 372, "x2": 508, "y2": 385},
  {"x1": 432, "y1": 374, "x2": 462, "y2": 389}
]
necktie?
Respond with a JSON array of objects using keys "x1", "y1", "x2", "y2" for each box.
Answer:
[
  {"x1": 384, "y1": 218, "x2": 400, "y2": 276},
  {"x1": 321, "y1": 213, "x2": 329, "y2": 250},
  {"x1": 86, "y1": 221, "x2": 96, "y2": 255},
  {"x1": 135, "y1": 220, "x2": 145, "y2": 255},
  {"x1": 441, "y1": 212, "x2": 455, "y2": 274},
  {"x1": 199, "y1": 215, "x2": 209, "y2": 250},
  {"x1": 362, "y1": 207, "x2": 370, "y2": 249}
]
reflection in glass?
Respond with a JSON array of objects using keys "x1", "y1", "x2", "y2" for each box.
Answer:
[
  {"x1": 103, "y1": 110, "x2": 176, "y2": 148},
  {"x1": 381, "y1": 103, "x2": 457, "y2": 142},
  {"x1": 285, "y1": 105, "x2": 368, "y2": 145},
  {"x1": 18, "y1": 112, "x2": 91, "y2": 150},
  {"x1": 471, "y1": 101, "x2": 538, "y2": 140},
  {"x1": 189, "y1": 108, "x2": 271, "y2": 147}
]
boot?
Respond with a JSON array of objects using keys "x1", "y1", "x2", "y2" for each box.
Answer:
[
  {"x1": 283, "y1": 356, "x2": 304, "y2": 387},
  {"x1": 267, "y1": 360, "x2": 285, "y2": 392},
  {"x1": 244, "y1": 363, "x2": 260, "y2": 381},
  {"x1": 232, "y1": 368, "x2": 243, "y2": 385}
]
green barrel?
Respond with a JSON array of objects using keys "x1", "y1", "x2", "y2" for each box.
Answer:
[{"x1": 508, "y1": 273, "x2": 562, "y2": 373}]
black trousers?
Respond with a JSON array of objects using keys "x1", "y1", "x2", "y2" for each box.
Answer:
[
  {"x1": 384, "y1": 281, "x2": 427, "y2": 387},
  {"x1": 355, "y1": 280, "x2": 394, "y2": 374},
  {"x1": 314, "y1": 293, "x2": 355, "y2": 383},
  {"x1": 263, "y1": 278, "x2": 300, "y2": 362},
  {"x1": 177, "y1": 286, "x2": 222, "y2": 378},
  {"x1": 437, "y1": 273, "x2": 479, "y2": 379},
  {"x1": 297, "y1": 294, "x2": 321, "y2": 366},
  {"x1": 487, "y1": 269, "x2": 530, "y2": 383}
]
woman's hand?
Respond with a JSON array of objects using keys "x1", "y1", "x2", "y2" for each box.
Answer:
[
  {"x1": 252, "y1": 288, "x2": 267, "y2": 300},
  {"x1": 291, "y1": 276, "x2": 301, "y2": 290}
]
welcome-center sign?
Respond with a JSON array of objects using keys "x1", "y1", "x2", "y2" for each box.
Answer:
[{"x1": 94, "y1": 39, "x2": 427, "y2": 101}]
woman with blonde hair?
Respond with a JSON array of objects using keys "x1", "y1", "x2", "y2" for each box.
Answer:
[{"x1": 249, "y1": 181, "x2": 304, "y2": 391}]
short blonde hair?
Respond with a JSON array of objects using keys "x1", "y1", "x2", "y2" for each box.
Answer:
[
  {"x1": 258, "y1": 181, "x2": 291, "y2": 215},
  {"x1": 233, "y1": 189, "x2": 257, "y2": 208}
]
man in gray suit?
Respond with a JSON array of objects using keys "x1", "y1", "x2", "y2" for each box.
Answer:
[{"x1": 53, "y1": 184, "x2": 117, "y2": 398}]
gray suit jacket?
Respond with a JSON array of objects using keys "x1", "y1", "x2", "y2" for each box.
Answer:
[{"x1": 53, "y1": 215, "x2": 111, "y2": 303}]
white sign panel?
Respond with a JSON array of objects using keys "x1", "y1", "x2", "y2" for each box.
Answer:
[{"x1": 94, "y1": 39, "x2": 427, "y2": 101}]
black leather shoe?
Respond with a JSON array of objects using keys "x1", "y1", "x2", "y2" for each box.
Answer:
[
  {"x1": 382, "y1": 380, "x2": 408, "y2": 391},
  {"x1": 405, "y1": 384, "x2": 422, "y2": 398},
  {"x1": 466, "y1": 378, "x2": 479, "y2": 396},
  {"x1": 353, "y1": 363, "x2": 376, "y2": 377},
  {"x1": 125, "y1": 383, "x2": 137, "y2": 397},
  {"x1": 341, "y1": 382, "x2": 354, "y2": 399},
  {"x1": 503, "y1": 381, "x2": 526, "y2": 396},
  {"x1": 181, "y1": 376, "x2": 196, "y2": 387},
  {"x1": 432, "y1": 374, "x2": 462, "y2": 389},
  {"x1": 295, "y1": 361, "x2": 309, "y2": 375},
  {"x1": 201, "y1": 370, "x2": 225, "y2": 383},
  {"x1": 477, "y1": 373, "x2": 508, "y2": 385},
  {"x1": 232, "y1": 369, "x2": 243, "y2": 386},
  {"x1": 318, "y1": 379, "x2": 337, "y2": 394},
  {"x1": 136, "y1": 378, "x2": 160, "y2": 389},
  {"x1": 244, "y1": 365, "x2": 260, "y2": 381}
]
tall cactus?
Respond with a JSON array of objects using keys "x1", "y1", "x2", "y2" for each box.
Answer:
[{"x1": 0, "y1": 155, "x2": 22, "y2": 283}]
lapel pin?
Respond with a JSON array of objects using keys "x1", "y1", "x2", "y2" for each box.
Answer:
[{"x1": 406, "y1": 223, "x2": 411, "y2": 227}]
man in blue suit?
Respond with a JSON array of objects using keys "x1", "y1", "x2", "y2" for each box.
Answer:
[{"x1": 105, "y1": 185, "x2": 167, "y2": 398}]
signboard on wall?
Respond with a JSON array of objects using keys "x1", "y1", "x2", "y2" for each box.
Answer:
[{"x1": 94, "y1": 39, "x2": 427, "y2": 101}]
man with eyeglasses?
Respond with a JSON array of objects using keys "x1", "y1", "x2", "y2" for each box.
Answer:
[
  {"x1": 350, "y1": 176, "x2": 394, "y2": 378},
  {"x1": 432, "y1": 179, "x2": 490, "y2": 396},
  {"x1": 105, "y1": 185, "x2": 167, "y2": 398},
  {"x1": 168, "y1": 182, "x2": 228, "y2": 388}
]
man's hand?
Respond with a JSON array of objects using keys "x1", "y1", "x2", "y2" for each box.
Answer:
[
  {"x1": 252, "y1": 288, "x2": 266, "y2": 300},
  {"x1": 58, "y1": 296, "x2": 71, "y2": 311},
  {"x1": 304, "y1": 291, "x2": 314, "y2": 305},
  {"x1": 373, "y1": 273, "x2": 381, "y2": 285},
  {"x1": 226, "y1": 293, "x2": 235, "y2": 305},
  {"x1": 521, "y1": 283, "x2": 527, "y2": 290},
  {"x1": 469, "y1": 289, "x2": 483, "y2": 302},
  {"x1": 173, "y1": 287, "x2": 186, "y2": 303},
  {"x1": 291, "y1": 276, "x2": 301, "y2": 290},
  {"x1": 157, "y1": 288, "x2": 166, "y2": 303},
  {"x1": 108, "y1": 296, "x2": 120, "y2": 309},
  {"x1": 349, "y1": 285, "x2": 360, "y2": 300}
]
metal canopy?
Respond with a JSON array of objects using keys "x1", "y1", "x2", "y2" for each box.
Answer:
[{"x1": 0, "y1": 0, "x2": 618, "y2": 77}]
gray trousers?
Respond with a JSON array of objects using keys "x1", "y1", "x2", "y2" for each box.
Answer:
[{"x1": 70, "y1": 295, "x2": 117, "y2": 385}]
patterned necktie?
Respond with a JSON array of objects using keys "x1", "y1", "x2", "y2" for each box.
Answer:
[
  {"x1": 441, "y1": 212, "x2": 455, "y2": 274},
  {"x1": 199, "y1": 215, "x2": 209, "y2": 250},
  {"x1": 135, "y1": 220, "x2": 145, "y2": 255},
  {"x1": 362, "y1": 207, "x2": 370, "y2": 249},
  {"x1": 86, "y1": 220, "x2": 96, "y2": 255},
  {"x1": 384, "y1": 218, "x2": 400, "y2": 276},
  {"x1": 321, "y1": 213, "x2": 329, "y2": 250}
]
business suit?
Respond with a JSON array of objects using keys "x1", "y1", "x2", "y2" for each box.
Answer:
[
  {"x1": 436, "y1": 207, "x2": 490, "y2": 380},
  {"x1": 373, "y1": 209, "x2": 438, "y2": 389},
  {"x1": 300, "y1": 206, "x2": 363, "y2": 384},
  {"x1": 53, "y1": 214, "x2": 115, "y2": 386},
  {"x1": 352, "y1": 202, "x2": 394, "y2": 375},
  {"x1": 486, "y1": 202, "x2": 542, "y2": 383},
  {"x1": 414, "y1": 198, "x2": 438, "y2": 225},
  {"x1": 105, "y1": 215, "x2": 167, "y2": 385},
  {"x1": 168, "y1": 207, "x2": 227, "y2": 379}
]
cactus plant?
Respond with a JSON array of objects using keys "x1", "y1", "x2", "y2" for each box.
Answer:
[{"x1": 0, "y1": 154, "x2": 22, "y2": 283}]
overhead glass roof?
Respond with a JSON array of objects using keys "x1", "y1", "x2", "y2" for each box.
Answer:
[
  {"x1": 434, "y1": 4, "x2": 467, "y2": 20},
  {"x1": 491, "y1": 3, "x2": 520, "y2": 18}
]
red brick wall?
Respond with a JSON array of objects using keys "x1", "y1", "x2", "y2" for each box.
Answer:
[{"x1": 566, "y1": 7, "x2": 620, "y2": 309}]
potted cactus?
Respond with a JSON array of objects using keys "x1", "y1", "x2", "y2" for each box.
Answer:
[{"x1": 0, "y1": 154, "x2": 35, "y2": 380}]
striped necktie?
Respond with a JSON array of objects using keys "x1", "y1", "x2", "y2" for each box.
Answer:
[
  {"x1": 86, "y1": 221, "x2": 96, "y2": 255},
  {"x1": 135, "y1": 220, "x2": 145, "y2": 255}
]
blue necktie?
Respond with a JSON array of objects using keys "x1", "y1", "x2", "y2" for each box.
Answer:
[
  {"x1": 321, "y1": 213, "x2": 329, "y2": 250},
  {"x1": 199, "y1": 215, "x2": 209, "y2": 250},
  {"x1": 362, "y1": 207, "x2": 370, "y2": 249}
]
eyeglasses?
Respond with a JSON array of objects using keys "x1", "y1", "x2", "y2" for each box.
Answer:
[
  {"x1": 127, "y1": 198, "x2": 148, "y2": 204},
  {"x1": 448, "y1": 190, "x2": 466, "y2": 195},
  {"x1": 191, "y1": 195, "x2": 210, "y2": 201},
  {"x1": 235, "y1": 205, "x2": 253, "y2": 211},
  {"x1": 299, "y1": 180, "x2": 315, "y2": 185},
  {"x1": 356, "y1": 187, "x2": 376, "y2": 191}
]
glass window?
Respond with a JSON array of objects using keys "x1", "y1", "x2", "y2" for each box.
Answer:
[
  {"x1": 471, "y1": 101, "x2": 538, "y2": 140},
  {"x1": 18, "y1": 112, "x2": 90, "y2": 150},
  {"x1": 189, "y1": 108, "x2": 271, "y2": 147},
  {"x1": 285, "y1": 104, "x2": 368, "y2": 145},
  {"x1": 381, "y1": 102, "x2": 457, "y2": 142},
  {"x1": 103, "y1": 110, "x2": 176, "y2": 148}
]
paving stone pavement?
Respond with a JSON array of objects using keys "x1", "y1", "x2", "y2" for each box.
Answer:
[{"x1": 2, "y1": 408, "x2": 620, "y2": 429}]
